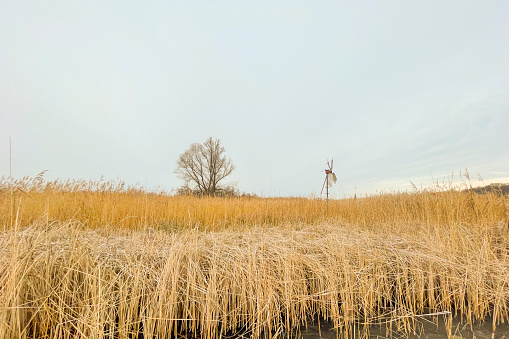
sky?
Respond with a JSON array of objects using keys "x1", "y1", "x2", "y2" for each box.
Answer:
[{"x1": 1, "y1": 1, "x2": 508, "y2": 197}]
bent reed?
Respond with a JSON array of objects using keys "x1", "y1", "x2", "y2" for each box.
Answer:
[{"x1": 1, "y1": 174, "x2": 508, "y2": 338}]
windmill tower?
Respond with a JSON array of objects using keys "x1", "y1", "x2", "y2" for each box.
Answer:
[{"x1": 321, "y1": 159, "x2": 337, "y2": 201}]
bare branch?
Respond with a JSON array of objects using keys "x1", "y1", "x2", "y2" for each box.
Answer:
[{"x1": 175, "y1": 137, "x2": 235, "y2": 196}]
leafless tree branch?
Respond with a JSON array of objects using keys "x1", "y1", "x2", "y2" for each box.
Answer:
[{"x1": 175, "y1": 137, "x2": 235, "y2": 196}]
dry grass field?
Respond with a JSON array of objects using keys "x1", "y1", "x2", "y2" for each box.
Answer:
[{"x1": 1, "y1": 174, "x2": 508, "y2": 338}]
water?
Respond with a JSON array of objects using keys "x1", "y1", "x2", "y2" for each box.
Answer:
[{"x1": 293, "y1": 317, "x2": 509, "y2": 338}]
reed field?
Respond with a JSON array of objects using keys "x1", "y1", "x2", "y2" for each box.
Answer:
[
  {"x1": 1, "y1": 173, "x2": 507, "y2": 231},
  {"x1": 1, "y1": 174, "x2": 509, "y2": 338}
]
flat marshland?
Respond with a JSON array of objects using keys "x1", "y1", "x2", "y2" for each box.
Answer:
[{"x1": 1, "y1": 176, "x2": 509, "y2": 338}]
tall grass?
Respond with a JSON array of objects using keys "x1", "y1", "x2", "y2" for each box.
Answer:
[
  {"x1": 0, "y1": 174, "x2": 507, "y2": 231},
  {"x1": 0, "y1": 174, "x2": 508, "y2": 338},
  {"x1": 1, "y1": 219, "x2": 508, "y2": 338}
]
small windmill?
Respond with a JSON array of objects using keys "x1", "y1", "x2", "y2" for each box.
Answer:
[{"x1": 321, "y1": 159, "x2": 337, "y2": 201}]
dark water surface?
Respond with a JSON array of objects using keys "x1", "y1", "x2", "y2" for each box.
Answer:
[
  {"x1": 292, "y1": 317, "x2": 509, "y2": 339},
  {"x1": 176, "y1": 316, "x2": 509, "y2": 338}
]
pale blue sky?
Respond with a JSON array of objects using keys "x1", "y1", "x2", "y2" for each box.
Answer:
[{"x1": 1, "y1": 1, "x2": 508, "y2": 197}]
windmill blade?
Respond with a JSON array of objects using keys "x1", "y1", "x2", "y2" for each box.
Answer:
[
  {"x1": 327, "y1": 172, "x2": 338, "y2": 187},
  {"x1": 331, "y1": 159, "x2": 333, "y2": 171}
]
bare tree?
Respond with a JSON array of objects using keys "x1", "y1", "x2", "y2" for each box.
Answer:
[{"x1": 175, "y1": 137, "x2": 235, "y2": 196}]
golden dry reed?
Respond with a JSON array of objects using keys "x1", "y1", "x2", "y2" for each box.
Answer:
[
  {"x1": 2, "y1": 220, "x2": 509, "y2": 338},
  {"x1": 0, "y1": 174, "x2": 508, "y2": 338},
  {"x1": 0, "y1": 173, "x2": 507, "y2": 231}
]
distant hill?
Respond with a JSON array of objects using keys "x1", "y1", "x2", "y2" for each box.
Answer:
[{"x1": 469, "y1": 183, "x2": 509, "y2": 196}]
